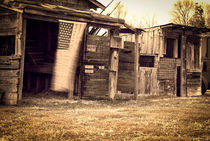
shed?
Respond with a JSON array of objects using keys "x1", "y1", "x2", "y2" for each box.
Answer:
[
  {"x1": 0, "y1": 0, "x2": 134, "y2": 104},
  {"x1": 140, "y1": 23, "x2": 210, "y2": 96}
]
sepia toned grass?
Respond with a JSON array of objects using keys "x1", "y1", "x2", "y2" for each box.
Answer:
[{"x1": 0, "y1": 92, "x2": 210, "y2": 141}]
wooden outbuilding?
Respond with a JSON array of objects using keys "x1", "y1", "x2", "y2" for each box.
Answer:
[
  {"x1": 139, "y1": 23, "x2": 210, "y2": 96},
  {"x1": 0, "y1": 0, "x2": 139, "y2": 104}
]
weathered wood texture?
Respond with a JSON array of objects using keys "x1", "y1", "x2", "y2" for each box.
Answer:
[
  {"x1": 186, "y1": 72, "x2": 201, "y2": 96},
  {"x1": 141, "y1": 29, "x2": 164, "y2": 56},
  {"x1": 0, "y1": 56, "x2": 20, "y2": 105},
  {"x1": 139, "y1": 67, "x2": 157, "y2": 95},
  {"x1": 186, "y1": 35, "x2": 201, "y2": 70},
  {"x1": 118, "y1": 41, "x2": 135, "y2": 94},
  {"x1": 0, "y1": 8, "x2": 17, "y2": 35},
  {"x1": 82, "y1": 35, "x2": 110, "y2": 97},
  {"x1": 134, "y1": 33, "x2": 139, "y2": 99},
  {"x1": 157, "y1": 58, "x2": 177, "y2": 95},
  {"x1": 14, "y1": 0, "x2": 100, "y2": 10}
]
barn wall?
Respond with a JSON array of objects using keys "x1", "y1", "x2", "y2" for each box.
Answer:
[
  {"x1": 118, "y1": 41, "x2": 135, "y2": 94},
  {"x1": 157, "y1": 58, "x2": 177, "y2": 95},
  {"x1": 82, "y1": 35, "x2": 110, "y2": 97},
  {"x1": 187, "y1": 72, "x2": 201, "y2": 96},
  {"x1": 139, "y1": 67, "x2": 157, "y2": 95},
  {"x1": 141, "y1": 29, "x2": 165, "y2": 56},
  {"x1": 0, "y1": 56, "x2": 20, "y2": 104},
  {"x1": 185, "y1": 35, "x2": 202, "y2": 96},
  {"x1": 0, "y1": 10, "x2": 22, "y2": 104}
]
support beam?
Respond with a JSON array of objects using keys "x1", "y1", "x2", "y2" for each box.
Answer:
[
  {"x1": 108, "y1": 29, "x2": 120, "y2": 100},
  {"x1": 180, "y1": 35, "x2": 187, "y2": 97},
  {"x1": 134, "y1": 32, "x2": 140, "y2": 100},
  {"x1": 18, "y1": 15, "x2": 26, "y2": 104}
]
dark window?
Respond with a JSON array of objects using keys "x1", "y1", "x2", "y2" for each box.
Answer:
[
  {"x1": 207, "y1": 38, "x2": 210, "y2": 58},
  {"x1": 0, "y1": 36, "x2": 15, "y2": 56},
  {"x1": 165, "y1": 38, "x2": 175, "y2": 58},
  {"x1": 178, "y1": 35, "x2": 181, "y2": 58},
  {"x1": 139, "y1": 56, "x2": 154, "y2": 67}
]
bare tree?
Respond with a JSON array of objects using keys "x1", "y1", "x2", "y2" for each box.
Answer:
[
  {"x1": 203, "y1": 2, "x2": 210, "y2": 28},
  {"x1": 127, "y1": 13, "x2": 158, "y2": 28},
  {"x1": 170, "y1": 0, "x2": 195, "y2": 25},
  {"x1": 112, "y1": 1, "x2": 127, "y2": 19},
  {"x1": 143, "y1": 13, "x2": 158, "y2": 28},
  {"x1": 189, "y1": 3, "x2": 205, "y2": 28}
]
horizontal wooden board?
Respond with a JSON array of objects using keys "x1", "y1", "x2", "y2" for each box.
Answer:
[
  {"x1": 0, "y1": 76, "x2": 18, "y2": 85},
  {"x1": 0, "y1": 70, "x2": 19, "y2": 77},
  {"x1": 0, "y1": 60, "x2": 19, "y2": 69},
  {"x1": 0, "y1": 84, "x2": 18, "y2": 93}
]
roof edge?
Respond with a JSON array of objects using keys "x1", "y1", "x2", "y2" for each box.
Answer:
[{"x1": 89, "y1": 0, "x2": 106, "y2": 10}]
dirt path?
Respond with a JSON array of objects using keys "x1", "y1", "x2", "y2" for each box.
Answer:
[{"x1": 0, "y1": 93, "x2": 210, "y2": 140}]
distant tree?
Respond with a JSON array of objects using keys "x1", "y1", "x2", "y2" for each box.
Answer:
[
  {"x1": 204, "y1": 3, "x2": 210, "y2": 28},
  {"x1": 189, "y1": 3, "x2": 205, "y2": 28},
  {"x1": 143, "y1": 13, "x2": 158, "y2": 28},
  {"x1": 112, "y1": 1, "x2": 127, "y2": 19},
  {"x1": 128, "y1": 13, "x2": 158, "y2": 28},
  {"x1": 170, "y1": 0, "x2": 195, "y2": 25}
]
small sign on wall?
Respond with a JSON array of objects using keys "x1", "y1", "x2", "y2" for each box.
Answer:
[{"x1": 85, "y1": 65, "x2": 94, "y2": 73}]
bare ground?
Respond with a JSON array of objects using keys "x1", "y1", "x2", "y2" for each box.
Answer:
[{"x1": 0, "y1": 91, "x2": 210, "y2": 141}]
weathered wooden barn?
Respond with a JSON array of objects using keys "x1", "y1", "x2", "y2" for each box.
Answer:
[
  {"x1": 201, "y1": 34, "x2": 210, "y2": 94},
  {"x1": 139, "y1": 23, "x2": 210, "y2": 96},
  {"x1": 0, "y1": 0, "x2": 141, "y2": 104}
]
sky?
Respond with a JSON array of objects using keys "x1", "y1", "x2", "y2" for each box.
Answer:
[{"x1": 97, "y1": 0, "x2": 210, "y2": 27}]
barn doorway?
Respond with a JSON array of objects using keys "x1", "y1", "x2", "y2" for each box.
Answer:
[
  {"x1": 176, "y1": 66, "x2": 181, "y2": 97},
  {"x1": 23, "y1": 19, "x2": 59, "y2": 94}
]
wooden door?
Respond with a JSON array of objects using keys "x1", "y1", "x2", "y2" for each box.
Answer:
[
  {"x1": 82, "y1": 35, "x2": 110, "y2": 97},
  {"x1": 139, "y1": 67, "x2": 157, "y2": 95}
]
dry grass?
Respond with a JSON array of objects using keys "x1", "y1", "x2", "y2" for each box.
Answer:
[{"x1": 0, "y1": 91, "x2": 210, "y2": 141}]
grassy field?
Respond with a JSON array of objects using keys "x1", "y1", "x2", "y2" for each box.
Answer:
[{"x1": 0, "y1": 92, "x2": 210, "y2": 141}]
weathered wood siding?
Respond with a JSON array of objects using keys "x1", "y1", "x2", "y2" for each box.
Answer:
[
  {"x1": 0, "y1": 9, "x2": 18, "y2": 36},
  {"x1": 118, "y1": 41, "x2": 135, "y2": 93},
  {"x1": 139, "y1": 67, "x2": 157, "y2": 95},
  {"x1": 0, "y1": 56, "x2": 20, "y2": 104},
  {"x1": 0, "y1": 9, "x2": 21, "y2": 104},
  {"x1": 141, "y1": 29, "x2": 164, "y2": 56},
  {"x1": 12, "y1": 0, "x2": 97, "y2": 10},
  {"x1": 82, "y1": 35, "x2": 110, "y2": 97},
  {"x1": 185, "y1": 35, "x2": 201, "y2": 96},
  {"x1": 187, "y1": 72, "x2": 201, "y2": 96},
  {"x1": 158, "y1": 58, "x2": 177, "y2": 95}
]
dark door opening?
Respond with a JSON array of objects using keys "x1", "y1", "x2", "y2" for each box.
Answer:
[
  {"x1": 176, "y1": 66, "x2": 181, "y2": 97},
  {"x1": 23, "y1": 19, "x2": 59, "y2": 94},
  {"x1": 165, "y1": 38, "x2": 175, "y2": 58}
]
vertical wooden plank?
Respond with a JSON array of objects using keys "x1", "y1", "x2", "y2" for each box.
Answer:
[
  {"x1": 79, "y1": 27, "x2": 88, "y2": 98},
  {"x1": 109, "y1": 48, "x2": 119, "y2": 100},
  {"x1": 199, "y1": 38, "x2": 202, "y2": 69},
  {"x1": 134, "y1": 32, "x2": 139, "y2": 100},
  {"x1": 108, "y1": 29, "x2": 119, "y2": 100},
  {"x1": 153, "y1": 30, "x2": 157, "y2": 54},
  {"x1": 159, "y1": 30, "x2": 164, "y2": 57},
  {"x1": 18, "y1": 15, "x2": 25, "y2": 103},
  {"x1": 181, "y1": 35, "x2": 187, "y2": 97},
  {"x1": 174, "y1": 39, "x2": 178, "y2": 58}
]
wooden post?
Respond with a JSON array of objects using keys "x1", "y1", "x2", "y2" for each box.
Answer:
[
  {"x1": 134, "y1": 32, "x2": 139, "y2": 100},
  {"x1": 109, "y1": 29, "x2": 120, "y2": 100},
  {"x1": 18, "y1": 15, "x2": 26, "y2": 103},
  {"x1": 180, "y1": 35, "x2": 187, "y2": 97},
  {"x1": 199, "y1": 38, "x2": 203, "y2": 95}
]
